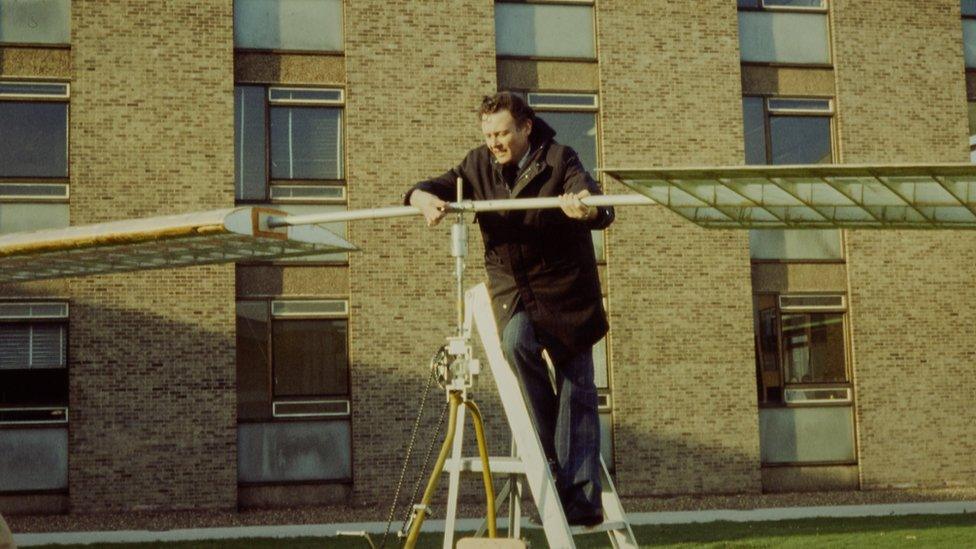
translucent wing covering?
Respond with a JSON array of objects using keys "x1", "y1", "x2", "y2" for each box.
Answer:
[
  {"x1": 0, "y1": 207, "x2": 356, "y2": 283},
  {"x1": 602, "y1": 164, "x2": 976, "y2": 229}
]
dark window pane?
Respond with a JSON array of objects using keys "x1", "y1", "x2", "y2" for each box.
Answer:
[
  {"x1": 742, "y1": 97, "x2": 767, "y2": 164},
  {"x1": 236, "y1": 301, "x2": 270, "y2": 419},
  {"x1": 0, "y1": 369, "x2": 68, "y2": 406},
  {"x1": 738, "y1": 0, "x2": 760, "y2": 7},
  {"x1": 272, "y1": 319, "x2": 347, "y2": 397},
  {"x1": 781, "y1": 313, "x2": 847, "y2": 383},
  {"x1": 270, "y1": 107, "x2": 342, "y2": 179},
  {"x1": 536, "y1": 111, "x2": 597, "y2": 175},
  {"x1": 0, "y1": 322, "x2": 65, "y2": 369},
  {"x1": 754, "y1": 295, "x2": 782, "y2": 404},
  {"x1": 965, "y1": 0, "x2": 976, "y2": 17},
  {"x1": 235, "y1": 86, "x2": 268, "y2": 200},
  {"x1": 0, "y1": 101, "x2": 67, "y2": 177},
  {"x1": 769, "y1": 115, "x2": 831, "y2": 164},
  {"x1": 0, "y1": 0, "x2": 70, "y2": 44}
]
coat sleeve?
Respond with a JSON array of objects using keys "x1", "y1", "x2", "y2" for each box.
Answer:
[
  {"x1": 402, "y1": 150, "x2": 477, "y2": 205},
  {"x1": 560, "y1": 147, "x2": 615, "y2": 231}
]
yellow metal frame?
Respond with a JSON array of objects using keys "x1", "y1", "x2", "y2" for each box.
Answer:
[{"x1": 404, "y1": 390, "x2": 497, "y2": 547}]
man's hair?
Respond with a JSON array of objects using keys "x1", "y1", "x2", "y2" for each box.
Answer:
[{"x1": 479, "y1": 92, "x2": 535, "y2": 127}]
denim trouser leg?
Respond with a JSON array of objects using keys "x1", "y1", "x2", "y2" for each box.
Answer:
[{"x1": 501, "y1": 311, "x2": 602, "y2": 517}]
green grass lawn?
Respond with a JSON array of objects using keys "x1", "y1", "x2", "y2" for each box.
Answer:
[{"x1": 28, "y1": 512, "x2": 976, "y2": 548}]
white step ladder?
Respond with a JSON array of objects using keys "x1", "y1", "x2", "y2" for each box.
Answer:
[{"x1": 440, "y1": 284, "x2": 638, "y2": 549}]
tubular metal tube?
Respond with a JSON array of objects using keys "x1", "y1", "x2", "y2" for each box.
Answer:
[{"x1": 266, "y1": 194, "x2": 655, "y2": 227}]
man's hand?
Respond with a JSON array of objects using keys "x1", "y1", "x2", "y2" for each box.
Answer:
[
  {"x1": 409, "y1": 189, "x2": 448, "y2": 227},
  {"x1": 559, "y1": 190, "x2": 598, "y2": 221}
]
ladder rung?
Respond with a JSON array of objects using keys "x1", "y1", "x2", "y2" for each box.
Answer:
[
  {"x1": 444, "y1": 456, "x2": 526, "y2": 474},
  {"x1": 569, "y1": 520, "x2": 628, "y2": 535}
]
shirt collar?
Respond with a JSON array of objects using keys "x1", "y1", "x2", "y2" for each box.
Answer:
[{"x1": 517, "y1": 147, "x2": 532, "y2": 170}]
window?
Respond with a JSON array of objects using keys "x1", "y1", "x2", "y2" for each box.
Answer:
[
  {"x1": 0, "y1": 301, "x2": 69, "y2": 492},
  {"x1": 743, "y1": 96, "x2": 840, "y2": 260},
  {"x1": 235, "y1": 86, "x2": 347, "y2": 263},
  {"x1": 964, "y1": 1, "x2": 976, "y2": 68},
  {"x1": 233, "y1": 0, "x2": 343, "y2": 52},
  {"x1": 236, "y1": 299, "x2": 352, "y2": 483},
  {"x1": 0, "y1": 0, "x2": 69, "y2": 45},
  {"x1": 523, "y1": 92, "x2": 613, "y2": 467},
  {"x1": 754, "y1": 293, "x2": 855, "y2": 464},
  {"x1": 0, "y1": 82, "x2": 69, "y2": 178},
  {"x1": 235, "y1": 86, "x2": 344, "y2": 199},
  {"x1": 0, "y1": 82, "x2": 69, "y2": 237},
  {"x1": 525, "y1": 92, "x2": 604, "y2": 261},
  {"x1": 969, "y1": 102, "x2": 976, "y2": 163},
  {"x1": 495, "y1": 2, "x2": 595, "y2": 59},
  {"x1": 744, "y1": 97, "x2": 833, "y2": 165},
  {"x1": 738, "y1": 0, "x2": 830, "y2": 65}
]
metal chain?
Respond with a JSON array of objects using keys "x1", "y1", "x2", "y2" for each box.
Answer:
[
  {"x1": 402, "y1": 394, "x2": 450, "y2": 528},
  {"x1": 378, "y1": 352, "x2": 442, "y2": 548}
]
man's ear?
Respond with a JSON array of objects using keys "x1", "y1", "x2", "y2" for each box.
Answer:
[{"x1": 521, "y1": 117, "x2": 533, "y2": 136}]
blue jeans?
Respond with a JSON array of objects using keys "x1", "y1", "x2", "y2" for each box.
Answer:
[{"x1": 501, "y1": 310, "x2": 602, "y2": 518}]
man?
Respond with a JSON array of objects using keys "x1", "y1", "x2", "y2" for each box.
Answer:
[{"x1": 405, "y1": 92, "x2": 613, "y2": 526}]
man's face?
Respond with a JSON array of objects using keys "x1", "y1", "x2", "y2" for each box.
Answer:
[{"x1": 481, "y1": 109, "x2": 532, "y2": 166}]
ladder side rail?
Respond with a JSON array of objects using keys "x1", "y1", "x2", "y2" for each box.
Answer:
[
  {"x1": 466, "y1": 284, "x2": 577, "y2": 549},
  {"x1": 598, "y1": 458, "x2": 639, "y2": 548}
]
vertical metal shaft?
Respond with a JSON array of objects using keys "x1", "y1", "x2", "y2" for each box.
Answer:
[{"x1": 451, "y1": 177, "x2": 467, "y2": 336}]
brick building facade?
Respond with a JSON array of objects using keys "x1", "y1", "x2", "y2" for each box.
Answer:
[{"x1": 0, "y1": 0, "x2": 973, "y2": 518}]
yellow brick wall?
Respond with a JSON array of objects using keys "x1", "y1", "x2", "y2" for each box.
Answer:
[
  {"x1": 66, "y1": 0, "x2": 237, "y2": 511},
  {"x1": 343, "y1": 0, "x2": 502, "y2": 501},
  {"x1": 597, "y1": 0, "x2": 761, "y2": 495},
  {"x1": 833, "y1": 0, "x2": 976, "y2": 488}
]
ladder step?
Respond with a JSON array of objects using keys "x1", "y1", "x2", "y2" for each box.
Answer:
[
  {"x1": 444, "y1": 456, "x2": 526, "y2": 474},
  {"x1": 569, "y1": 520, "x2": 628, "y2": 536}
]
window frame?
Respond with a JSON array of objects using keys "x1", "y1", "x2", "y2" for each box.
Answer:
[
  {"x1": 744, "y1": 94, "x2": 838, "y2": 174},
  {"x1": 0, "y1": 301, "x2": 70, "y2": 428},
  {"x1": 235, "y1": 297, "x2": 353, "y2": 486},
  {"x1": 737, "y1": 0, "x2": 833, "y2": 68},
  {"x1": 0, "y1": 81, "x2": 70, "y2": 182},
  {"x1": 236, "y1": 297, "x2": 351, "y2": 423},
  {"x1": 754, "y1": 291, "x2": 853, "y2": 409},
  {"x1": 234, "y1": 84, "x2": 348, "y2": 266},
  {"x1": 744, "y1": 95, "x2": 844, "y2": 264},
  {"x1": 738, "y1": 0, "x2": 828, "y2": 13},
  {"x1": 235, "y1": 84, "x2": 347, "y2": 204},
  {"x1": 524, "y1": 90, "x2": 605, "y2": 262}
]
